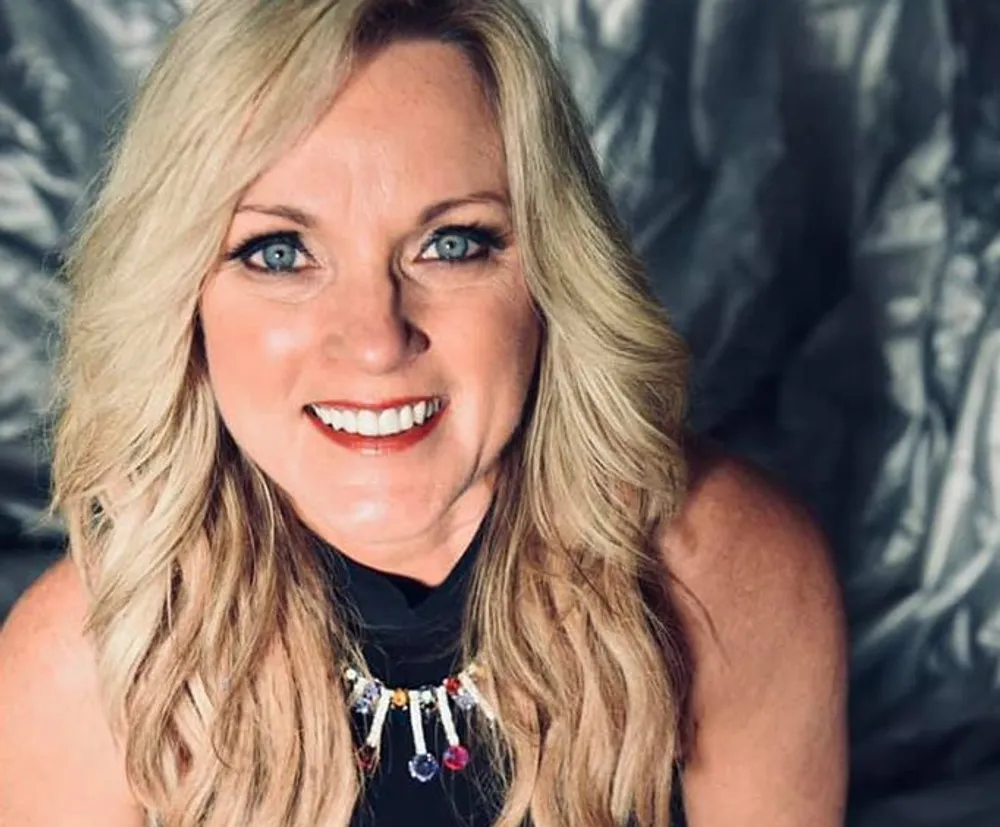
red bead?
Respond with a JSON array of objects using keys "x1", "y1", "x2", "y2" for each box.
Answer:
[
  {"x1": 442, "y1": 744, "x2": 470, "y2": 771},
  {"x1": 443, "y1": 677, "x2": 461, "y2": 695},
  {"x1": 357, "y1": 744, "x2": 379, "y2": 773}
]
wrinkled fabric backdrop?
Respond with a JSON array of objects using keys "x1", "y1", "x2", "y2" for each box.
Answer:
[{"x1": 2, "y1": 0, "x2": 999, "y2": 824}]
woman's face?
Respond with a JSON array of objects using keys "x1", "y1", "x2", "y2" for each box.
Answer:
[{"x1": 199, "y1": 40, "x2": 541, "y2": 574}]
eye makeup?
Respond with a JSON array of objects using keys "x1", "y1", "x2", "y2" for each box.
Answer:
[
  {"x1": 419, "y1": 223, "x2": 509, "y2": 264},
  {"x1": 225, "y1": 230, "x2": 315, "y2": 274},
  {"x1": 223, "y1": 219, "x2": 511, "y2": 278}
]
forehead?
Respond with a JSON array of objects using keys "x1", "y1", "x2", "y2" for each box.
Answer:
[{"x1": 242, "y1": 39, "x2": 506, "y2": 213}]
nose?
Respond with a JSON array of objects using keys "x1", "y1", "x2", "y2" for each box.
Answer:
[{"x1": 320, "y1": 257, "x2": 426, "y2": 373}]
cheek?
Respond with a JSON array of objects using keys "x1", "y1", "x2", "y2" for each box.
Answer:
[
  {"x1": 515, "y1": 303, "x2": 542, "y2": 375},
  {"x1": 199, "y1": 285, "x2": 309, "y2": 405},
  {"x1": 455, "y1": 289, "x2": 540, "y2": 406},
  {"x1": 498, "y1": 285, "x2": 542, "y2": 383}
]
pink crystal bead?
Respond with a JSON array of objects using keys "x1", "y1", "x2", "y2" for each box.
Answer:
[{"x1": 442, "y1": 744, "x2": 470, "y2": 772}]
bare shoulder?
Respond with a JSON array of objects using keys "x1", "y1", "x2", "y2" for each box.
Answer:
[
  {"x1": 0, "y1": 557, "x2": 144, "y2": 826},
  {"x1": 663, "y1": 437, "x2": 845, "y2": 665},
  {"x1": 659, "y1": 437, "x2": 848, "y2": 825}
]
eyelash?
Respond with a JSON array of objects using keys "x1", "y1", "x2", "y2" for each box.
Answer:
[
  {"x1": 420, "y1": 223, "x2": 508, "y2": 264},
  {"x1": 225, "y1": 224, "x2": 508, "y2": 275},
  {"x1": 225, "y1": 231, "x2": 312, "y2": 274}
]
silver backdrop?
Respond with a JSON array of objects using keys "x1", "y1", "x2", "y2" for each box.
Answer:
[{"x1": 2, "y1": 1, "x2": 999, "y2": 824}]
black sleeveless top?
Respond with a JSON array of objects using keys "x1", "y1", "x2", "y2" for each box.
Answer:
[{"x1": 319, "y1": 517, "x2": 686, "y2": 827}]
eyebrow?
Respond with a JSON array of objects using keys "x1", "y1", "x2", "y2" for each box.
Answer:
[
  {"x1": 234, "y1": 203, "x2": 316, "y2": 227},
  {"x1": 417, "y1": 191, "x2": 509, "y2": 225},
  {"x1": 235, "y1": 190, "x2": 510, "y2": 229}
]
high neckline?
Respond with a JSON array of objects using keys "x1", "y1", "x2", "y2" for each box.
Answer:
[{"x1": 317, "y1": 511, "x2": 490, "y2": 636}]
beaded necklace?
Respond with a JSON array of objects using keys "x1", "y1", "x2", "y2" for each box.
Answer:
[
  {"x1": 343, "y1": 661, "x2": 496, "y2": 782},
  {"x1": 325, "y1": 507, "x2": 495, "y2": 785}
]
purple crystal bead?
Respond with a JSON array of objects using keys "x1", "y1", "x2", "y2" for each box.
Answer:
[
  {"x1": 408, "y1": 752, "x2": 440, "y2": 783},
  {"x1": 454, "y1": 688, "x2": 477, "y2": 711},
  {"x1": 352, "y1": 680, "x2": 382, "y2": 714}
]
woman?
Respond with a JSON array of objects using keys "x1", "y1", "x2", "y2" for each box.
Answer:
[{"x1": 0, "y1": 0, "x2": 847, "y2": 825}]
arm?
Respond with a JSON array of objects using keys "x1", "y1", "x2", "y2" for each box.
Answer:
[
  {"x1": 663, "y1": 445, "x2": 848, "y2": 826},
  {"x1": 0, "y1": 557, "x2": 146, "y2": 827}
]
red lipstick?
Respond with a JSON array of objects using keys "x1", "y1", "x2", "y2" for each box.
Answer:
[{"x1": 306, "y1": 397, "x2": 447, "y2": 456}]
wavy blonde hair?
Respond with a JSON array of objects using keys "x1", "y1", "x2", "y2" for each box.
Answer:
[{"x1": 52, "y1": 1, "x2": 690, "y2": 825}]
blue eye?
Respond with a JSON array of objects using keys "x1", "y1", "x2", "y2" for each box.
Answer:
[
  {"x1": 227, "y1": 232, "x2": 311, "y2": 274},
  {"x1": 258, "y1": 240, "x2": 301, "y2": 271},
  {"x1": 434, "y1": 233, "x2": 472, "y2": 260},
  {"x1": 421, "y1": 225, "x2": 505, "y2": 263}
]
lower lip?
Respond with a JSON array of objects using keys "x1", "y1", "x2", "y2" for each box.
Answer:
[{"x1": 307, "y1": 404, "x2": 447, "y2": 455}]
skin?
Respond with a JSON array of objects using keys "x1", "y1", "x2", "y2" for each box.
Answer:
[
  {"x1": 0, "y1": 40, "x2": 847, "y2": 827},
  {"x1": 665, "y1": 441, "x2": 848, "y2": 826}
]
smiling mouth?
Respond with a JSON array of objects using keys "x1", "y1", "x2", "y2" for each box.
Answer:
[
  {"x1": 307, "y1": 397, "x2": 444, "y2": 436},
  {"x1": 305, "y1": 397, "x2": 447, "y2": 455}
]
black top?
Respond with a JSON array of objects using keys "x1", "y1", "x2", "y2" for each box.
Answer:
[{"x1": 319, "y1": 515, "x2": 685, "y2": 827}]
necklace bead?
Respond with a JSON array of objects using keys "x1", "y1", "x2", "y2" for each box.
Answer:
[
  {"x1": 408, "y1": 752, "x2": 440, "y2": 782},
  {"x1": 352, "y1": 679, "x2": 382, "y2": 714},
  {"x1": 357, "y1": 744, "x2": 379, "y2": 773},
  {"x1": 454, "y1": 688, "x2": 477, "y2": 711},
  {"x1": 442, "y1": 744, "x2": 471, "y2": 771}
]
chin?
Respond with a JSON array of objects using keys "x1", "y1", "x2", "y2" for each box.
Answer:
[{"x1": 294, "y1": 488, "x2": 443, "y2": 549}]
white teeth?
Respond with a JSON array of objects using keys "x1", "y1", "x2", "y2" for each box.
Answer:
[
  {"x1": 311, "y1": 398, "x2": 442, "y2": 436},
  {"x1": 357, "y1": 410, "x2": 378, "y2": 436},
  {"x1": 341, "y1": 410, "x2": 358, "y2": 434},
  {"x1": 377, "y1": 408, "x2": 400, "y2": 436},
  {"x1": 399, "y1": 405, "x2": 414, "y2": 430}
]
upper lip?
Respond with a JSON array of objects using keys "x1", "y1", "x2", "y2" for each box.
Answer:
[{"x1": 307, "y1": 395, "x2": 443, "y2": 412}]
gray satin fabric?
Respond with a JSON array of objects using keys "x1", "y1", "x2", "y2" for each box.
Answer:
[{"x1": 2, "y1": 1, "x2": 999, "y2": 824}]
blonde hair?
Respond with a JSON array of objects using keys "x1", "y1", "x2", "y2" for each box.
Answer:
[{"x1": 52, "y1": 1, "x2": 690, "y2": 826}]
